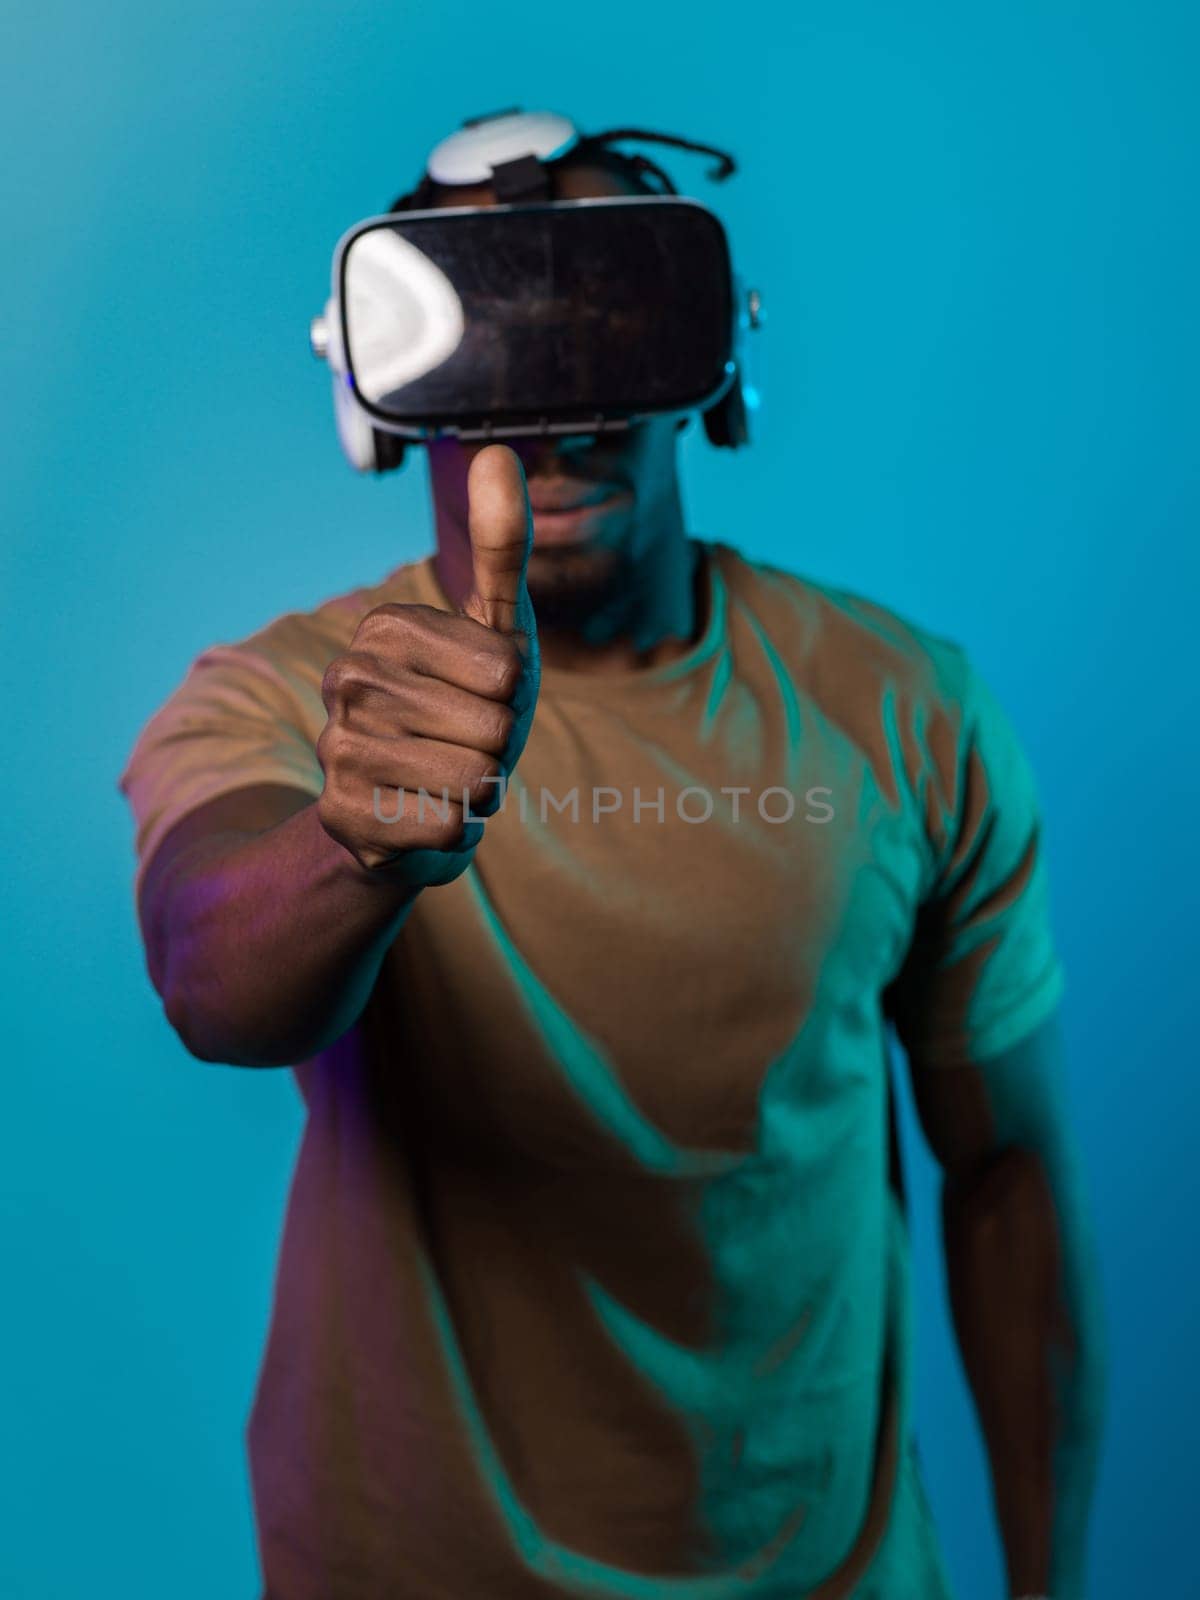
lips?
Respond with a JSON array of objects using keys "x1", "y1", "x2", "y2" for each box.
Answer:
[{"x1": 526, "y1": 481, "x2": 618, "y2": 513}]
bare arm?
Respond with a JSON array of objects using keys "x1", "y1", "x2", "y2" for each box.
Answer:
[
  {"x1": 912, "y1": 1013, "x2": 1105, "y2": 1600},
  {"x1": 134, "y1": 445, "x2": 539, "y2": 1069},
  {"x1": 137, "y1": 784, "x2": 426, "y2": 1066}
]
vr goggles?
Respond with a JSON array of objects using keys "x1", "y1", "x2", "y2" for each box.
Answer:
[{"x1": 310, "y1": 109, "x2": 763, "y2": 474}]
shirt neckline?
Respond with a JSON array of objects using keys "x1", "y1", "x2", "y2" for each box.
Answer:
[{"x1": 404, "y1": 538, "x2": 729, "y2": 697}]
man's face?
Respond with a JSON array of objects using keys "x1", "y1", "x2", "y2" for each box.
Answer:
[{"x1": 424, "y1": 162, "x2": 686, "y2": 617}]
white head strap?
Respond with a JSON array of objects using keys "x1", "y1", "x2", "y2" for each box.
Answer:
[{"x1": 426, "y1": 110, "x2": 579, "y2": 188}]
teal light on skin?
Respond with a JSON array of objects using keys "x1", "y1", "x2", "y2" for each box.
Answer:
[{"x1": 963, "y1": 1015, "x2": 1107, "y2": 1600}]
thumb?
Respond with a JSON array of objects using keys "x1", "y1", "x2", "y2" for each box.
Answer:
[{"x1": 463, "y1": 444, "x2": 535, "y2": 639}]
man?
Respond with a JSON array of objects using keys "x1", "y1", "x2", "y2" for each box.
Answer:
[{"x1": 119, "y1": 113, "x2": 1104, "y2": 1599}]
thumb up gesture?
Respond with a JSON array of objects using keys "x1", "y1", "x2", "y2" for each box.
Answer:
[{"x1": 316, "y1": 445, "x2": 540, "y2": 886}]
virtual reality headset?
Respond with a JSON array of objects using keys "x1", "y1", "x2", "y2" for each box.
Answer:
[{"x1": 310, "y1": 109, "x2": 763, "y2": 474}]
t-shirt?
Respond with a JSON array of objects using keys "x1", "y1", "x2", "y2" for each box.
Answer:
[{"x1": 118, "y1": 540, "x2": 1064, "y2": 1600}]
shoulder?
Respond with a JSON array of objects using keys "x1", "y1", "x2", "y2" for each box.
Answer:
[
  {"x1": 707, "y1": 542, "x2": 1033, "y2": 861},
  {"x1": 203, "y1": 555, "x2": 439, "y2": 697},
  {"x1": 710, "y1": 540, "x2": 975, "y2": 716},
  {"x1": 121, "y1": 554, "x2": 439, "y2": 768},
  {"x1": 139, "y1": 555, "x2": 441, "y2": 732},
  {"x1": 116, "y1": 556, "x2": 440, "y2": 885}
]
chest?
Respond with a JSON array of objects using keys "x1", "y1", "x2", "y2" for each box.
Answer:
[{"x1": 386, "y1": 688, "x2": 928, "y2": 1166}]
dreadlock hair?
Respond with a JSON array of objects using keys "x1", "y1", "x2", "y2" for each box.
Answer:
[
  {"x1": 368, "y1": 125, "x2": 739, "y2": 469},
  {"x1": 386, "y1": 146, "x2": 665, "y2": 213}
]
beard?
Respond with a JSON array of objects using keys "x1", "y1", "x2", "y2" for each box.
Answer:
[{"x1": 524, "y1": 544, "x2": 630, "y2": 634}]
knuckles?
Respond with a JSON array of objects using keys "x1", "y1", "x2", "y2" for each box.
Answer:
[
  {"x1": 315, "y1": 722, "x2": 349, "y2": 783},
  {"x1": 480, "y1": 639, "x2": 524, "y2": 702},
  {"x1": 315, "y1": 787, "x2": 359, "y2": 855},
  {"x1": 482, "y1": 701, "x2": 517, "y2": 753},
  {"x1": 354, "y1": 600, "x2": 434, "y2": 637},
  {"x1": 313, "y1": 602, "x2": 526, "y2": 866},
  {"x1": 321, "y1": 651, "x2": 380, "y2": 712},
  {"x1": 351, "y1": 602, "x2": 443, "y2": 658},
  {"x1": 457, "y1": 751, "x2": 504, "y2": 809},
  {"x1": 347, "y1": 603, "x2": 526, "y2": 706}
]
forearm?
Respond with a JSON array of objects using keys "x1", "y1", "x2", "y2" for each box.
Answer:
[
  {"x1": 943, "y1": 1130, "x2": 1105, "y2": 1599},
  {"x1": 145, "y1": 801, "x2": 419, "y2": 1066}
]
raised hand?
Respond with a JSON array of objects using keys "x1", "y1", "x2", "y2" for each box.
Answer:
[{"x1": 316, "y1": 445, "x2": 539, "y2": 886}]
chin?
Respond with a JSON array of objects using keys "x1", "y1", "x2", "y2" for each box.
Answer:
[
  {"x1": 526, "y1": 544, "x2": 625, "y2": 626},
  {"x1": 528, "y1": 538, "x2": 616, "y2": 577}
]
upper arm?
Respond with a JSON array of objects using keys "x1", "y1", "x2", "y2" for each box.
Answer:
[
  {"x1": 908, "y1": 1012, "x2": 1071, "y2": 1180},
  {"x1": 118, "y1": 634, "x2": 328, "y2": 980},
  {"x1": 886, "y1": 658, "x2": 1066, "y2": 1176}
]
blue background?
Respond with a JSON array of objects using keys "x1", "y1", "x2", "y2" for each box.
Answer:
[{"x1": 2, "y1": 3, "x2": 1196, "y2": 1595}]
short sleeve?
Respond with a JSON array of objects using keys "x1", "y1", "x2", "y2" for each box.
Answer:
[
  {"x1": 117, "y1": 640, "x2": 326, "y2": 899},
  {"x1": 886, "y1": 658, "x2": 1065, "y2": 1068}
]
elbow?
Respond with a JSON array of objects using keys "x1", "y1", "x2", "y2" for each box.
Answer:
[
  {"x1": 161, "y1": 982, "x2": 296, "y2": 1069},
  {"x1": 143, "y1": 873, "x2": 305, "y2": 1068},
  {"x1": 945, "y1": 1143, "x2": 1050, "y2": 1213}
]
